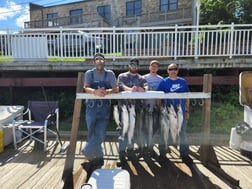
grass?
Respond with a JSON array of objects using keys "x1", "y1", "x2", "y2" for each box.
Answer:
[
  {"x1": 187, "y1": 102, "x2": 243, "y2": 134},
  {"x1": 0, "y1": 52, "x2": 122, "y2": 62},
  {"x1": 0, "y1": 56, "x2": 12, "y2": 62}
]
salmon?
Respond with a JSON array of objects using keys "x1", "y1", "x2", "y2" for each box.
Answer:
[
  {"x1": 160, "y1": 105, "x2": 170, "y2": 152},
  {"x1": 167, "y1": 104, "x2": 178, "y2": 144},
  {"x1": 118, "y1": 104, "x2": 129, "y2": 141},
  {"x1": 128, "y1": 104, "x2": 136, "y2": 145},
  {"x1": 113, "y1": 105, "x2": 121, "y2": 130}
]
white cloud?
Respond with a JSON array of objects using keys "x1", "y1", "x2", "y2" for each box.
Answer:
[
  {"x1": 0, "y1": 1, "x2": 23, "y2": 20},
  {"x1": 16, "y1": 6, "x2": 30, "y2": 28},
  {"x1": 0, "y1": 30, "x2": 7, "y2": 34}
]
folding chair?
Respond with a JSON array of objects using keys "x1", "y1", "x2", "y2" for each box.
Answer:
[{"x1": 12, "y1": 101, "x2": 60, "y2": 152}]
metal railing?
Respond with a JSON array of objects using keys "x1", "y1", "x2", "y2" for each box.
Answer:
[{"x1": 0, "y1": 23, "x2": 252, "y2": 61}]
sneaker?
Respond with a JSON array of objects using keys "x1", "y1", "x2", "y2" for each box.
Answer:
[
  {"x1": 181, "y1": 155, "x2": 193, "y2": 165},
  {"x1": 158, "y1": 153, "x2": 167, "y2": 164},
  {"x1": 117, "y1": 151, "x2": 127, "y2": 167},
  {"x1": 127, "y1": 148, "x2": 136, "y2": 161},
  {"x1": 91, "y1": 157, "x2": 104, "y2": 169}
]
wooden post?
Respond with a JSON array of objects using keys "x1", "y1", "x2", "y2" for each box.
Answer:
[
  {"x1": 198, "y1": 74, "x2": 220, "y2": 166},
  {"x1": 197, "y1": 74, "x2": 240, "y2": 187},
  {"x1": 201, "y1": 74, "x2": 212, "y2": 146},
  {"x1": 62, "y1": 72, "x2": 84, "y2": 189}
]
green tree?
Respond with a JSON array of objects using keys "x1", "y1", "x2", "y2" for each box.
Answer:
[
  {"x1": 236, "y1": 0, "x2": 252, "y2": 23},
  {"x1": 200, "y1": 0, "x2": 238, "y2": 24}
]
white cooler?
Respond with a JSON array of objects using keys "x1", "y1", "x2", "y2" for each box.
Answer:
[
  {"x1": 82, "y1": 169, "x2": 130, "y2": 189},
  {"x1": 229, "y1": 127, "x2": 242, "y2": 150}
]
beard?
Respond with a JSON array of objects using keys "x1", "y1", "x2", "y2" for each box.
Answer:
[
  {"x1": 129, "y1": 68, "x2": 138, "y2": 74},
  {"x1": 96, "y1": 64, "x2": 104, "y2": 72}
]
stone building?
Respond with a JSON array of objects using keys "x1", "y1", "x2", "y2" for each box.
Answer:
[{"x1": 25, "y1": 0, "x2": 198, "y2": 28}]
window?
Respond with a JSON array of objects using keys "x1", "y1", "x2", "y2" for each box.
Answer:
[
  {"x1": 47, "y1": 13, "x2": 58, "y2": 27},
  {"x1": 97, "y1": 5, "x2": 111, "y2": 20},
  {"x1": 160, "y1": 0, "x2": 177, "y2": 11},
  {"x1": 70, "y1": 9, "x2": 83, "y2": 25},
  {"x1": 126, "y1": 0, "x2": 142, "y2": 17}
]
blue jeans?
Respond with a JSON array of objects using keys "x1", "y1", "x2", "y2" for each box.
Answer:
[
  {"x1": 179, "y1": 119, "x2": 189, "y2": 156},
  {"x1": 82, "y1": 100, "x2": 110, "y2": 160}
]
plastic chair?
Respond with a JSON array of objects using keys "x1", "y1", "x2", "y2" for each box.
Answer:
[{"x1": 12, "y1": 101, "x2": 60, "y2": 151}]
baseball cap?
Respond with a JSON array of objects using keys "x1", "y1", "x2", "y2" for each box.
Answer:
[
  {"x1": 150, "y1": 60, "x2": 159, "y2": 66},
  {"x1": 130, "y1": 57, "x2": 139, "y2": 65},
  {"x1": 93, "y1": 53, "x2": 104, "y2": 60}
]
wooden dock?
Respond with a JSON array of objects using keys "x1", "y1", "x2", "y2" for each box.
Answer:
[{"x1": 0, "y1": 136, "x2": 251, "y2": 189}]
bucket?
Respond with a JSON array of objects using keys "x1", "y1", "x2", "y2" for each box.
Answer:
[
  {"x1": 229, "y1": 127, "x2": 242, "y2": 150},
  {"x1": 0, "y1": 128, "x2": 4, "y2": 153}
]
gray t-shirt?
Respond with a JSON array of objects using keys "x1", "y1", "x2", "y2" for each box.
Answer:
[
  {"x1": 117, "y1": 71, "x2": 147, "y2": 105},
  {"x1": 85, "y1": 68, "x2": 117, "y2": 89},
  {"x1": 143, "y1": 73, "x2": 163, "y2": 109}
]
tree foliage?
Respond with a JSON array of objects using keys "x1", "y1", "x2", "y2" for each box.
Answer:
[
  {"x1": 200, "y1": 0, "x2": 238, "y2": 24},
  {"x1": 236, "y1": 0, "x2": 252, "y2": 23},
  {"x1": 200, "y1": 0, "x2": 252, "y2": 24}
]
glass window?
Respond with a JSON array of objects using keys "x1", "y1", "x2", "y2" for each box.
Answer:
[
  {"x1": 160, "y1": 0, "x2": 177, "y2": 11},
  {"x1": 47, "y1": 13, "x2": 58, "y2": 27},
  {"x1": 70, "y1": 9, "x2": 83, "y2": 24},
  {"x1": 126, "y1": 0, "x2": 142, "y2": 17},
  {"x1": 97, "y1": 5, "x2": 111, "y2": 20}
]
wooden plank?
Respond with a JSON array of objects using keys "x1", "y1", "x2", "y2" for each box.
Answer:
[
  {"x1": 0, "y1": 76, "x2": 239, "y2": 87},
  {"x1": 62, "y1": 72, "x2": 84, "y2": 189},
  {"x1": 76, "y1": 91, "x2": 211, "y2": 99}
]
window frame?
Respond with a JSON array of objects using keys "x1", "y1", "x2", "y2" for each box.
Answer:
[
  {"x1": 126, "y1": 0, "x2": 142, "y2": 17},
  {"x1": 97, "y1": 5, "x2": 111, "y2": 20},
  {"x1": 160, "y1": 0, "x2": 178, "y2": 11}
]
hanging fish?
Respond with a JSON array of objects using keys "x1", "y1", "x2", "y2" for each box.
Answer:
[
  {"x1": 135, "y1": 104, "x2": 145, "y2": 149},
  {"x1": 118, "y1": 104, "x2": 129, "y2": 141},
  {"x1": 167, "y1": 104, "x2": 178, "y2": 144},
  {"x1": 113, "y1": 105, "x2": 121, "y2": 130},
  {"x1": 145, "y1": 105, "x2": 153, "y2": 148},
  {"x1": 160, "y1": 105, "x2": 170, "y2": 152},
  {"x1": 177, "y1": 104, "x2": 183, "y2": 134},
  {"x1": 152, "y1": 105, "x2": 160, "y2": 136},
  {"x1": 128, "y1": 104, "x2": 136, "y2": 145}
]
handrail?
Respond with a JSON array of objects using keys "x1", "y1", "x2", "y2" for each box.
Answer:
[
  {"x1": 76, "y1": 91, "x2": 211, "y2": 99},
  {"x1": 0, "y1": 24, "x2": 252, "y2": 61}
]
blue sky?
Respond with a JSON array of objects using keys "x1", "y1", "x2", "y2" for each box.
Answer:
[{"x1": 0, "y1": 0, "x2": 80, "y2": 33}]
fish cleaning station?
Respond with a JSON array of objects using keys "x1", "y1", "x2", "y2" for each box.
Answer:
[{"x1": 61, "y1": 73, "x2": 243, "y2": 189}]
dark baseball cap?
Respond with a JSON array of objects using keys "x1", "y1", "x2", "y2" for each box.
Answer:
[
  {"x1": 93, "y1": 53, "x2": 104, "y2": 60},
  {"x1": 130, "y1": 57, "x2": 139, "y2": 64}
]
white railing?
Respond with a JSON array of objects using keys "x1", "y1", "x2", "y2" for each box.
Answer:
[{"x1": 0, "y1": 24, "x2": 252, "y2": 61}]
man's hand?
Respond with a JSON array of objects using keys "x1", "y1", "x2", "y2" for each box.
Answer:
[{"x1": 94, "y1": 87, "x2": 106, "y2": 97}]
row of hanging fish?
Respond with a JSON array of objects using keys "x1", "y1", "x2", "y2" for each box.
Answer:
[
  {"x1": 113, "y1": 104, "x2": 136, "y2": 145},
  {"x1": 160, "y1": 104, "x2": 184, "y2": 152},
  {"x1": 113, "y1": 103, "x2": 184, "y2": 149}
]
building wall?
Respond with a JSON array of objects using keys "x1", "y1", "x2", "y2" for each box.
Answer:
[{"x1": 29, "y1": 0, "x2": 193, "y2": 27}]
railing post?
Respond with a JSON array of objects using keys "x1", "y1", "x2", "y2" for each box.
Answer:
[
  {"x1": 113, "y1": 26, "x2": 116, "y2": 61},
  {"x1": 7, "y1": 28, "x2": 11, "y2": 62},
  {"x1": 194, "y1": 25, "x2": 199, "y2": 59},
  {"x1": 229, "y1": 22, "x2": 234, "y2": 59},
  {"x1": 174, "y1": 24, "x2": 178, "y2": 60},
  {"x1": 60, "y1": 27, "x2": 63, "y2": 61}
]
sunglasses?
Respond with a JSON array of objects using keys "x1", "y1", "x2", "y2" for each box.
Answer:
[
  {"x1": 168, "y1": 68, "x2": 178, "y2": 71},
  {"x1": 130, "y1": 63, "x2": 138, "y2": 67},
  {"x1": 94, "y1": 57, "x2": 104, "y2": 61}
]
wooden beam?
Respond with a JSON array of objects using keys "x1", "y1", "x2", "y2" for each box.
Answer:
[
  {"x1": 0, "y1": 76, "x2": 238, "y2": 87},
  {"x1": 62, "y1": 72, "x2": 84, "y2": 189}
]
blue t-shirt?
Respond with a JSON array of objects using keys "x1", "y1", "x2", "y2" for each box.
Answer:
[{"x1": 157, "y1": 77, "x2": 189, "y2": 112}]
